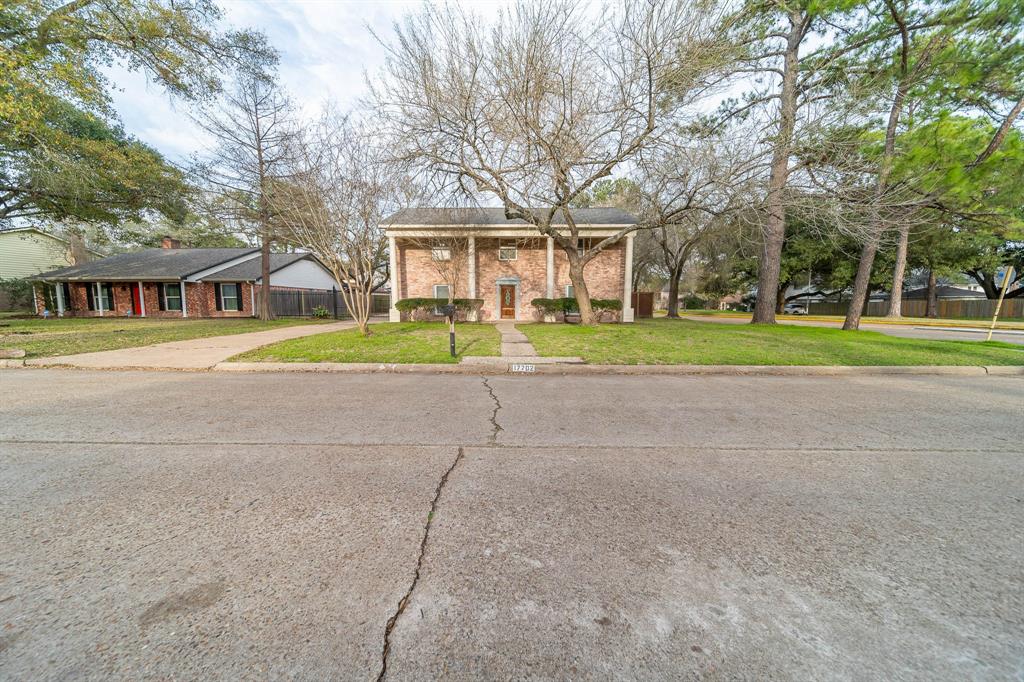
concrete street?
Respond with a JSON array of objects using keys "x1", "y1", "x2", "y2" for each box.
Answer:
[
  {"x1": 681, "y1": 313, "x2": 1024, "y2": 344},
  {"x1": 1, "y1": 370, "x2": 1022, "y2": 679}
]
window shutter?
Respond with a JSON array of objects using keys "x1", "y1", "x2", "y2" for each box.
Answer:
[
  {"x1": 86, "y1": 284, "x2": 95, "y2": 310},
  {"x1": 157, "y1": 283, "x2": 165, "y2": 311},
  {"x1": 237, "y1": 284, "x2": 244, "y2": 311},
  {"x1": 215, "y1": 283, "x2": 222, "y2": 311}
]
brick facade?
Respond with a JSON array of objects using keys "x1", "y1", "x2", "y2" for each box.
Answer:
[
  {"x1": 38, "y1": 281, "x2": 253, "y2": 318},
  {"x1": 397, "y1": 237, "x2": 625, "y2": 321}
]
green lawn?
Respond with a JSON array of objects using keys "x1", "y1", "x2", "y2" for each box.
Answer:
[
  {"x1": 231, "y1": 322, "x2": 502, "y2": 364},
  {"x1": 519, "y1": 318, "x2": 1024, "y2": 365},
  {"x1": 0, "y1": 316, "x2": 325, "y2": 358}
]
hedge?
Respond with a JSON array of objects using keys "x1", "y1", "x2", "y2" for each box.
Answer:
[
  {"x1": 530, "y1": 297, "x2": 622, "y2": 320},
  {"x1": 395, "y1": 298, "x2": 484, "y2": 320}
]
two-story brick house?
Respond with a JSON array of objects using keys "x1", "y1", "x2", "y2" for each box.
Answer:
[{"x1": 385, "y1": 208, "x2": 638, "y2": 322}]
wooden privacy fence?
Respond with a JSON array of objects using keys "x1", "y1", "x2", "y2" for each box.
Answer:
[
  {"x1": 809, "y1": 298, "x2": 1024, "y2": 320},
  {"x1": 258, "y1": 288, "x2": 391, "y2": 318}
]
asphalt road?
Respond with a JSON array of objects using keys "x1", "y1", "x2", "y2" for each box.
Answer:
[
  {"x1": 1, "y1": 370, "x2": 1022, "y2": 680},
  {"x1": 681, "y1": 314, "x2": 1024, "y2": 344}
]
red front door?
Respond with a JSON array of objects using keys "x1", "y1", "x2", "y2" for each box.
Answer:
[
  {"x1": 131, "y1": 283, "x2": 142, "y2": 315},
  {"x1": 500, "y1": 285, "x2": 515, "y2": 319}
]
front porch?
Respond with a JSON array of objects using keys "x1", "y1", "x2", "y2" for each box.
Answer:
[
  {"x1": 36, "y1": 281, "x2": 254, "y2": 319},
  {"x1": 386, "y1": 233, "x2": 636, "y2": 323}
]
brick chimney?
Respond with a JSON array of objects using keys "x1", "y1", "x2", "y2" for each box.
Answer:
[{"x1": 161, "y1": 236, "x2": 181, "y2": 249}]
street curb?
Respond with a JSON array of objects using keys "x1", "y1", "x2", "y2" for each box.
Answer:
[
  {"x1": 213, "y1": 362, "x2": 1024, "y2": 377},
  {"x1": 5, "y1": 360, "x2": 1021, "y2": 376}
]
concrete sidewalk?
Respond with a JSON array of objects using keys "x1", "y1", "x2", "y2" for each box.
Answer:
[
  {"x1": 24, "y1": 321, "x2": 355, "y2": 370},
  {"x1": 682, "y1": 313, "x2": 1024, "y2": 344}
]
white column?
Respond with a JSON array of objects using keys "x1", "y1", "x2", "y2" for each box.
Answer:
[
  {"x1": 55, "y1": 283, "x2": 65, "y2": 316},
  {"x1": 467, "y1": 236, "x2": 477, "y2": 321},
  {"x1": 546, "y1": 237, "x2": 554, "y2": 298},
  {"x1": 250, "y1": 283, "x2": 255, "y2": 317},
  {"x1": 137, "y1": 282, "x2": 146, "y2": 317},
  {"x1": 180, "y1": 281, "x2": 188, "y2": 318},
  {"x1": 96, "y1": 282, "x2": 104, "y2": 317},
  {"x1": 388, "y1": 235, "x2": 401, "y2": 322},
  {"x1": 622, "y1": 234, "x2": 635, "y2": 323}
]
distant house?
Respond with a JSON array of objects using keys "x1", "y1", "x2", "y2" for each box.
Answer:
[
  {"x1": 384, "y1": 207, "x2": 638, "y2": 322},
  {"x1": 31, "y1": 237, "x2": 338, "y2": 318},
  {"x1": 0, "y1": 227, "x2": 103, "y2": 310},
  {"x1": 870, "y1": 286, "x2": 988, "y2": 302}
]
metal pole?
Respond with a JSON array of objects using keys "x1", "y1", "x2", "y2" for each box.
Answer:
[
  {"x1": 806, "y1": 269, "x2": 812, "y2": 314},
  {"x1": 332, "y1": 286, "x2": 339, "y2": 319},
  {"x1": 986, "y1": 266, "x2": 1014, "y2": 342},
  {"x1": 450, "y1": 317, "x2": 456, "y2": 358}
]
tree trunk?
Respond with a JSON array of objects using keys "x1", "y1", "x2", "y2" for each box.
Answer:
[
  {"x1": 775, "y1": 285, "x2": 787, "y2": 314},
  {"x1": 843, "y1": 238, "x2": 878, "y2": 331},
  {"x1": 665, "y1": 266, "x2": 682, "y2": 318},
  {"x1": 752, "y1": 11, "x2": 803, "y2": 325},
  {"x1": 567, "y1": 254, "x2": 596, "y2": 325},
  {"x1": 844, "y1": 4, "x2": 913, "y2": 331},
  {"x1": 886, "y1": 224, "x2": 910, "y2": 318},
  {"x1": 925, "y1": 269, "x2": 938, "y2": 318},
  {"x1": 259, "y1": 236, "x2": 274, "y2": 321}
]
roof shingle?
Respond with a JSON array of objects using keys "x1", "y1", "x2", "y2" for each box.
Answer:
[{"x1": 384, "y1": 207, "x2": 636, "y2": 227}]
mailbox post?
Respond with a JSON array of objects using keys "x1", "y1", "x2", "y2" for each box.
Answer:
[{"x1": 441, "y1": 304, "x2": 457, "y2": 357}]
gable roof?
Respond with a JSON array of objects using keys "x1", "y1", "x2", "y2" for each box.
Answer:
[
  {"x1": 33, "y1": 248, "x2": 258, "y2": 281},
  {"x1": 202, "y1": 253, "x2": 312, "y2": 281},
  {"x1": 385, "y1": 207, "x2": 636, "y2": 228}
]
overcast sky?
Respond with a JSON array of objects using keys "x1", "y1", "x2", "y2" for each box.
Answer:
[{"x1": 107, "y1": 0, "x2": 507, "y2": 164}]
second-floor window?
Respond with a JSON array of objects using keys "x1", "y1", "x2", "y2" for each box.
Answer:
[
  {"x1": 498, "y1": 240, "x2": 517, "y2": 261},
  {"x1": 431, "y1": 246, "x2": 451, "y2": 261}
]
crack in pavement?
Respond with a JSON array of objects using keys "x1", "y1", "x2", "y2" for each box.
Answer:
[
  {"x1": 376, "y1": 446, "x2": 465, "y2": 682},
  {"x1": 482, "y1": 377, "x2": 504, "y2": 445}
]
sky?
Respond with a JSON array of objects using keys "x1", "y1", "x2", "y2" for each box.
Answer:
[{"x1": 107, "y1": 0, "x2": 507, "y2": 164}]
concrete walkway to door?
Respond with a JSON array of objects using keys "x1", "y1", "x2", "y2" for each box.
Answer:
[
  {"x1": 26, "y1": 321, "x2": 357, "y2": 370},
  {"x1": 496, "y1": 321, "x2": 538, "y2": 358},
  {"x1": 461, "y1": 322, "x2": 583, "y2": 365}
]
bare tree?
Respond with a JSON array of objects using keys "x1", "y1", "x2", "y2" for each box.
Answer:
[
  {"x1": 272, "y1": 111, "x2": 403, "y2": 335},
  {"x1": 373, "y1": 0, "x2": 732, "y2": 324},
  {"x1": 635, "y1": 136, "x2": 756, "y2": 317},
  {"x1": 402, "y1": 235, "x2": 471, "y2": 310},
  {"x1": 194, "y1": 57, "x2": 294, "y2": 320}
]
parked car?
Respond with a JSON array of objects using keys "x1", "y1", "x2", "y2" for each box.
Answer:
[{"x1": 783, "y1": 303, "x2": 808, "y2": 315}]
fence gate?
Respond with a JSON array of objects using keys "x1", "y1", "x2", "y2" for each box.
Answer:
[{"x1": 257, "y1": 288, "x2": 391, "y2": 318}]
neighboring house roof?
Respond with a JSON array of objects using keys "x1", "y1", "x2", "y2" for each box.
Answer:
[
  {"x1": 385, "y1": 207, "x2": 637, "y2": 227},
  {"x1": 201, "y1": 253, "x2": 311, "y2": 282},
  {"x1": 873, "y1": 286, "x2": 988, "y2": 301},
  {"x1": 0, "y1": 227, "x2": 103, "y2": 279},
  {"x1": 33, "y1": 248, "x2": 258, "y2": 281}
]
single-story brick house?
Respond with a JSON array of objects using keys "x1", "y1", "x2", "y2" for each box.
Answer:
[
  {"x1": 385, "y1": 208, "x2": 638, "y2": 322},
  {"x1": 31, "y1": 238, "x2": 339, "y2": 318}
]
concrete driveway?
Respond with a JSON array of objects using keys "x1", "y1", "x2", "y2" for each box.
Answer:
[
  {"x1": 682, "y1": 313, "x2": 1024, "y2": 344},
  {"x1": 25, "y1": 321, "x2": 355, "y2": 370},
  {"x1": 1, "y1": 371, "x2": 1022, "y2": 679}
]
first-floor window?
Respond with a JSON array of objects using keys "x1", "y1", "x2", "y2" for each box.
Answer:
[
  {"x1": 219, "y1": 283, "x2": 241, "y2": 311},
  {"x1": 163, "y1": 283, "x2": 183, "y2": 311},
  {"x1": 87, "y1": 283, "x2": 113, "y2": 311},
  {"x1": 565, "y1": 284, "x2": 574, "y2": 298},
  {"x1": 433, "y1": 284, "x2": 450, "y2": 314}
]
